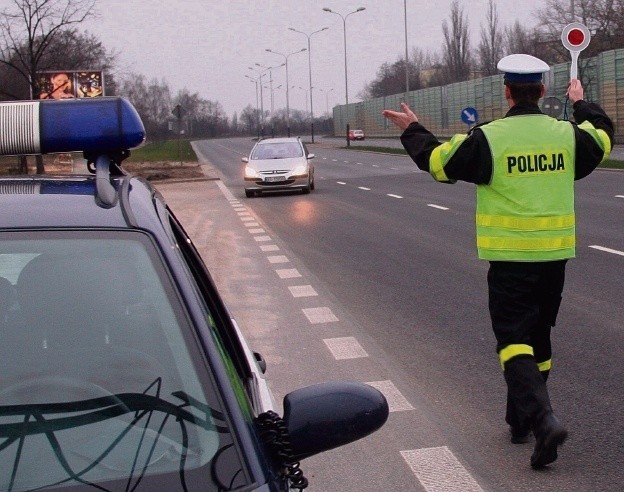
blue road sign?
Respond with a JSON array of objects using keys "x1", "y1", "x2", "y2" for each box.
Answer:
[{"x1": 461, "y1": 107, "x2": 478, "y2": 125}]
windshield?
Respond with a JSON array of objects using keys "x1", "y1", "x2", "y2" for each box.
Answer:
[
  {"x1": 0, "y1": 231, "x2": 246, "y2": 491},
  {"x1": 251, "y1": 142, "x2": 303, "y2": 159}
]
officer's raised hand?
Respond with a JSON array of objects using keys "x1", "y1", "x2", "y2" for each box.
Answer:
[
  {"x1": 382, "y1": 102, "x2": 419, "y2": 131},
  {"x1": 567, "y1": 79, "x2": 584, "y2": 104}
]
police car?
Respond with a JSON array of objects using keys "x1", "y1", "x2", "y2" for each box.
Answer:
[{"x1": 0, "y1": 98, "x2": 388, "y2": 491}]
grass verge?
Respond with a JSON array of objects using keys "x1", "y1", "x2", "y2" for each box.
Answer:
[{"x1": 126, "y1": 139, "x2": 198, "y2": 162}]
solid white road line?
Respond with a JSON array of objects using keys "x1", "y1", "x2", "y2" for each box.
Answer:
[
  {"x1": 401, "y1": 447, "x2": 483, "y2": 492},
  {"x1": 589, "y1": 245, "x2": 624, "y2": 257}
]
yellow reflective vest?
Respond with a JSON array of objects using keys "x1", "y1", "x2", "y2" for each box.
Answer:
[{"x1": 477, "y1": 115, "x2": 576, "y2": 261}]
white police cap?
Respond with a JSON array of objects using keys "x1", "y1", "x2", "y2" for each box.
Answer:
[{"x1": 497, "y1": 54, "x2": 550, "y2": 82}]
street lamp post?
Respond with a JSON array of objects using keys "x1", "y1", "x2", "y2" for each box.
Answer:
[
  {"x1": 288, "y1": 26, "x2": 328, "y2": 143},
  {"x1": 248, "y1": 66, "x2": 267, "y2": 137},
  {"x1": 404, "y1": 0, "x2": 409, "y2": 99},
  {"x1": 245, "y1": 74, "x2": 260, "y2": 139},
  {"x1": 255, "y1": 63, "x2": 284, "y2": 137},
  {"x1": 318, "y1": 88, "x2": 334, "y2": 116},
  {"x1": 266, "y1": 47, "x2": 307, "y2": 137},
  {"x1": 322, "y1": 6, "x2": 365, "y2": 147},
  {"x1": 291, "y1": 86, "x2": 309, "y2": 114}
]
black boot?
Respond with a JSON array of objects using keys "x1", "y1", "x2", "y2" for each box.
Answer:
[
  {"x1": 530, "y1": 412, "x2": 568, "y2": 468},
  {"x1": 504, "y1": 357, "x2": 554, "y2": 449}
]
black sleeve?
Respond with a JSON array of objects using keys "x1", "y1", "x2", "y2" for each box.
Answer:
[
  {"x1": 572, "y1": 100, "x2": 615, "y2": 180},
  {"x1": 399, "y1": 122, "x2": 441, "y2": 173},
  {"x1": 400, "y1": 123, "x2": 492, "y2": 184}
]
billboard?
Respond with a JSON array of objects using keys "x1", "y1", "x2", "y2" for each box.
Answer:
[{"x1": 36, "y1": 71, "x2": 104, "y2": 99}]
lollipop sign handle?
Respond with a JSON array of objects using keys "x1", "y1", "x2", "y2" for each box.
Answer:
[{"x1": 570, "y1": 50, "x2": 580, "y2": 80}]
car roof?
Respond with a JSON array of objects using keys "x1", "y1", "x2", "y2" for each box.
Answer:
[
  {"x1": 0, "y1": 174, "x2": 160, "y2": 231},
  {"x1": 256, "y1": 137, "x2": 302, "y2": 144}
]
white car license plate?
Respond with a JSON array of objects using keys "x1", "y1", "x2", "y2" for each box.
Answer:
[{"x1": 265, "y1": 176, "x2": 286, "y2": 182}]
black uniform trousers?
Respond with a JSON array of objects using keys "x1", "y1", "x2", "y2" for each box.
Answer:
[{"x1": 487, "y1": 260, "x2": 567, "y2": 431}]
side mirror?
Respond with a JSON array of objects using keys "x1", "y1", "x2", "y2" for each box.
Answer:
[
  {"x1": 242, "y1": 157, "x2": 249, "y2": 163},
  {"x1": 283, "y1": 381, "x2": 388, "y2": 461},
  {"x1": 307, "y1": 153, "x2": 315, "y2": 159}
]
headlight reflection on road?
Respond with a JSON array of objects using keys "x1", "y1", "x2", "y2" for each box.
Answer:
[{"x1": 291, "y1": 200, "x2": 317, "y2": 226}]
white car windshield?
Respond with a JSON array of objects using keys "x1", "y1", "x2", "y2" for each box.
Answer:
[{"x1": 251, "y1": 142, "x2": 303, "y2": 159}]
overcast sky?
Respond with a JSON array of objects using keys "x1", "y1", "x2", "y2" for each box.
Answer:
[{"x1": 13, "y1": 1, "x2": 549, "y2": 116}]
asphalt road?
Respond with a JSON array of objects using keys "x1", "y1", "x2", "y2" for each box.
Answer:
[{"x1": 165, "y1": 136, "x2": 624, "y2": 492}]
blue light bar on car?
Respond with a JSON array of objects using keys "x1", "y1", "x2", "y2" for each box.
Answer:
[{"x1": 0, "y1": 97, "x2": 145, "y2": 156}]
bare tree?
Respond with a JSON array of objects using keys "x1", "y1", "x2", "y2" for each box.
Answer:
[
  {"x1": 0, "y1": 0, "x2": 97, "y2": 99},
  {"x1": 441, "y1": 1, "x2": 471, "y2": 83},
  {"x1": 117, "y1": 74, "x2": 172, "y2": 140},
  {"x1": 535, "y1": 0, "x2": 624, "y2": 60},
  {"x1": 0, "y1": 0, "x2": 97, "y2": 173},
  {"x1": 478, "y1": 0, "x2": 504, "y2": 76}
]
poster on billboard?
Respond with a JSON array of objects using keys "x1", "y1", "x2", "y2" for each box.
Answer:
[{"x1": 36, "y1": 71, "x2": 104, "y2": 99}]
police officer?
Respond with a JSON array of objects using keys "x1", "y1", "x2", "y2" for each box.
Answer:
[{"x1": 383, "y1": 54, "x2": 614, "y2": 468}]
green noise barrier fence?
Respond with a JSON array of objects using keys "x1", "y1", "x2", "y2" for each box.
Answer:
[{"x1": 333, "y1": 48, "x2": 624, "y2": 143}]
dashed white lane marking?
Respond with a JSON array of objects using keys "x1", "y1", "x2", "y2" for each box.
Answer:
[
  {"x1": 276, "y1": 268, "x2": 302, "y2": 279},
  {"x1": 332, "y1": 159, "x2": 338, "y2": 162},
  {"x1": 323, "y1": 336, "x2": 368, "y2": 359},
  {"x1": 388, "y1": 194, "x2": 403, "y2": 199},
  {"x1": 616, "y1": 195, "x2": 624, "y2": 199},
  {"x1": 401, "y1": 447, "x2": 483, "y2": 492},
  {"x1": 365, "y1": 380, "x2": 414, "y2": 412},
  {"x1": 254, "y1": 235, "x2": 272, "y2": 242},
  {"x1": 358, "y1": 186, "x2": 371, "y2": 191},
  {"x1": 589, "y1": 245, "x2": 624, "y2": 257},
  {"x1": 427, "y1": 204, "x2": 449, "y2": 210},
  {"x1": 260, "y1": 245, "x2": 280, "y2": 252},
  {"x1": 373, "y1": 164, "x2": 380, "y2": 168},
  {"x1": 356, "y1": 162, "x2": 363, "y2": 165},
  {"x1": 337, "y1": 181, "x2": 346, "y2": 185},
  {"x1": 268, "y1": 255, "x2": 289, "y2": 264},
  {"x1": 303, "y1": 307, "x2": 339, "y2": 324},
  {"x1": 248, "y1": 228, "x2": 265, "y2": 234},
  {"x1": 288, "y1": 285, "x2": 318, "y2": 298}
]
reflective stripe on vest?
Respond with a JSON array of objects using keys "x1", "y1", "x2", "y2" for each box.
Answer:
[
  {"x1": 577, "y1": 120, "x2": 612, "y2": 162},
  {"x1": 429, "y1": 133, "x2": 468, "y2": 182},
  {"x1": 477, "y1": 115, "x2": 576, "y2": 261}
]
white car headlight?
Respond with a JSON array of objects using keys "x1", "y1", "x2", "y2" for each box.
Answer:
[
  {"x1": 245, "y1": 166, "x2": 259, "y2": 178},
  {"x1": 291, "y1": 164, "x2": 308, "y2": 176}
]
